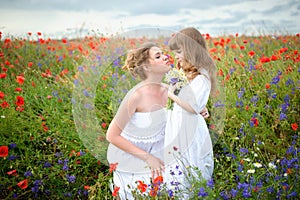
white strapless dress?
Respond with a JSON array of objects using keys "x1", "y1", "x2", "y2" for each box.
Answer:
[{"x1": 107, "y1": 108, "x2": 167, "y2": 200}]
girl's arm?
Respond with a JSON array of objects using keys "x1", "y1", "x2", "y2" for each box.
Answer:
[{"x1": 168, "y1": 90, "x2": 197, "y2": 114}]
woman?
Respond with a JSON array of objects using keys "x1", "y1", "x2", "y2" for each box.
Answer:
[
  {"x1": 164, "y1": 27, "x2": 217, "y2": 196},
  {"x1": 106, "y1": 42, "x2": 171, "y2": 199}
]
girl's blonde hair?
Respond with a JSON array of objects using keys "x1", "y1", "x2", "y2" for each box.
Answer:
[
  {"x1": 122, "y1": 42, "x2": 157, "y2": 80},
  {"x1": 168, "y1": 27, "x2": 217, "y2": 95}
]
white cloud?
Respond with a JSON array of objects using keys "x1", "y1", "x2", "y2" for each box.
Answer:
[{"x1": 0, "y1": 0, "x2": 299, "y2": 38}]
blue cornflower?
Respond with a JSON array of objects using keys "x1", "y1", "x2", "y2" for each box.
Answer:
[
  {"x1": 43, "y1": 161, "x2": 52, "y2": 168},
  {"x1": 45, "y1": 189, "x2": 51, "y2": 196},
  {"x1": 73, "y1": 79, "x2": 79, "y2": 86},
  {"x1": 8, "y1": 155, "x2": 18, "y2": 161},
  {"x1": 284, "y1": 94, "x2": 290, "y2": 103},
  {"x1": 286, "y1": 146, "x2": 295, "y2": 154},
  {"x1": 55, "y1": 152, "x2": 63, "y2": 158},
  {"x1": 79, "y1": 150, "x2": 86, "y2": 156},
  {"x1": 219, "y1": 190, "x2": 230, "y2": 200},
  {"x1": 279, "y1": 112, "x2": 287, "y2": 121},
  {"x1": 66, "y1": 174, "x2": 76, "y2": 183},
  {"x1": 52, "y1": 90, "x2": 59, "y2": 97},
  {"x1": 84, "y1": 103, "x2": 93, "y2": 109},
  {"x1": 229, "y1": 68, "x2": 236, "y2": 74},
  {"x1": 286, "y1": 78, "x2": 294, "y2": 86},
  {"x1": 24, "y1": 170, "x2": 33, "y2": 177},
  {"x1": 170, "y1": 77, "x2": 179, "y2": 85},
  {"x1": 266, "y1": 186, "x2": 274, "y2": 193},
  {"x1": 287, "y1": 191, "x2": 297, "y2": 198},
  {"x1": 236, "y1": 100, "x2": 244, "y2": 108},
  {"x1": 271, "y1": 75, "x2": 280, "y2": 84},
  {"x1": 230, "y1": 188, "x2": 238, "y2": 197},
  {"x1": 207, "y1": 179, "x2": 214, "y2": 189},
  {"x1": 32, "y1": 186, "x2": 39, "y2": 193},
  {"x1": 198, "y1": 187, "x2": 208, "y2": 197},
  {"x1": 64, "y1": 192, "x2": 72, "y2": 197},
  {"x1": 250, "y1": 95, "x2": 259, "y2": 105},
  {"x1": 281, "y1": 103, "x2": 289, "y2": 112},
  {"x1": 242, "y1": 188, "x2": 251, "y2": 198},
  {"x1": 238, "y1": 88, "x2": 245, "y2": 98},
  {"x1": 240, "y1": 148, "x2": 249, "y2": 155},
  {"x1": 214, "y1": 100, "x2": 225, "y2": 107},
  {"x1": 62, "y1": 164, "x2": 69, "y2": 171},
  {"x1": 34, "y1": 180, "x2": 43, "y2": 186},
  {"x1": 58, "y1": 159, "x2": 63, "y2": 165},
  {"x1": 83, "y1": 190, "x2": 89, "y2": 196},
  {"x1": 237, "y1": 182, "x2": 249, "y2": 190},
  {"x1": 168, "y1": 189, "x2": 174, "y2": 198},
  {"x1": 9, "y1": 143, "x2": 17, "y2": 149},
  {"x1": 83, "y1": 89, "x2": 90, "y2": 97},
  {"x1": 78, "y1": 66, "x2": 84, "y2": 72}
]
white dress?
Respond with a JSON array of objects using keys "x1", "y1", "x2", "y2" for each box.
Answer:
[
  {"x1": 107, "y1": 108, "x2": 167, "y2": 200},
  {"x1": 164, "y1": 69, "x2": 214, "y2": 196}
]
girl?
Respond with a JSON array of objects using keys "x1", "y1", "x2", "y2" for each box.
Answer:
[{"x1": 164, "y1": 27, "x2": 217, "y2": 196}]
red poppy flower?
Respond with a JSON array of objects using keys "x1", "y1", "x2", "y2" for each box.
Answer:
[
  {"x1": 28, "y1": 62, "x2": 33, "y2": 67},
  {"x1": 152, "y1": 176, "x2": 163, "y2": 185},
  {"x1": 137, "y1": 180, "x2": 147, "y2": 193},
  {"x1": 149, "y1": 186, "x2": 158, "y2": 197},
  {"x1": 17, "y1": 179, "x2": 28, "y2": 189},
  {"x1": 251, "y1": 117, "x2": 259, "y2": 127},
  {"x1": 16, "y1": 106, "x2": 24, "y2": 112},
  {"x1": 1, "y1": 101, "x2": 9, "y2": 108},
  {"x1": 112, "y1": 186, "x2": 120, "y2": 197},
  {"x1": 109, "y1": 163, "x2": 118, "y2": 173},
  {"x1": 84, "y1": 185, "x2": 90, "y2": 190},
  {"x1": 15, "y1": 88, "x2": 22, "y2": 92},
  {"x1": 2, "y1": 67, "x2": 8, "y2": 72},
  {"x1": 7, "y1": 169, "x2": 17, "y2": 176},
  {"x1": 248, "y1": 51, "x2": 255, "y2": 57},
  {"x1": 0, "y1": 73, "x2": 7, "y2": 78},
  {"x1": 291, "y1": 123, "x2": 298, "y2": 131},
  {"x1": 0, "y1": 146, "x2": 9, "y2": 157},
  {"x1": 101, "y1": 122, "x2": 107, "y2": 129},
  {"x1": 16, "y1": 76, "x2": 25, "y2": 85},
  {"x1": 15, "y1": 96, "x2": 24, "y2": 107},
  {"x1": 265, "y1": 83, "x2": 270, "y2": 89},
  {"x1": 0, "y1": 91, "x2": 4, "y2": 99}
]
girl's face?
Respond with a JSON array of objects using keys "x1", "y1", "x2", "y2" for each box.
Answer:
[
  {"x1": 148, "y1": 46, "x2": 171, "y2": 73},
  {"x1": 174, "y1": 48, "x2": 184, "y2": 68}
]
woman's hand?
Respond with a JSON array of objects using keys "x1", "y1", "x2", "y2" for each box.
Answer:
[{"x1": 145, "y1": 154, "x2": 164, "y2": 179}]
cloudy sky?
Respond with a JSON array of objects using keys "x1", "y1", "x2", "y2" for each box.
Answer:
[{"x1": 0, "y1": 0, "x2": 299, "y2": 38}]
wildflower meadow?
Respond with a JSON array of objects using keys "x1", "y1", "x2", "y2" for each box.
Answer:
[{"x1": 0, "y1": 30, "x2": 299, "y2": 199}]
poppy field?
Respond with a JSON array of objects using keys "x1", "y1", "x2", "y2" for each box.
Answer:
[{"x1": 0, "y1": 30, "x2": 299, "y2": 199}]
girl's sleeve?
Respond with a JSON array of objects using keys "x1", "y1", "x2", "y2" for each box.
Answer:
[{"x1": 182, "y1": 75, "x2": 211, "y2": 114}]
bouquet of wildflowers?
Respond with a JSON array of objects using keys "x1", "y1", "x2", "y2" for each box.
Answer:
[{"x1": 164, "y1": 67, "x2": 188, "y2": 95}]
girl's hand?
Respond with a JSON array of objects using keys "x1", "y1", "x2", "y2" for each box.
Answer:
[{"x1": 200, "y1": 107, "x2": 209, "y2": 118}]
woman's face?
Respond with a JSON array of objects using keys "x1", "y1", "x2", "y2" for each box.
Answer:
[{"x1": 148, "y1": 46, "x2": 171, "y2": 73}]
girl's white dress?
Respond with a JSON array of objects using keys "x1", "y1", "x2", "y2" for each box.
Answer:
[
  {"x1": 107, "y1": 108, "x2": 167, "y2": 200},
  {"x1": 164, "y1": 69, "x2": 214, "y2": 195}
]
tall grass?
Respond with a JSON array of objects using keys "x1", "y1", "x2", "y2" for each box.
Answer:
[{"x1": 0, "y1": 31, "x2": 299, "y2": 199}]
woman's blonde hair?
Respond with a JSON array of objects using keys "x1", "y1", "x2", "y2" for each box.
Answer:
[
  {"x1": 168, "y1": 27, "x2": 217, "y2": 95},
  {"x1": 122, "y1": 42, "x2": 157, "y2": 80}
]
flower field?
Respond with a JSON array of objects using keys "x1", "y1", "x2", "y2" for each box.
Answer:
[{"x1": 0, "y1": 30, "x2": 299, "y2": 199}]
